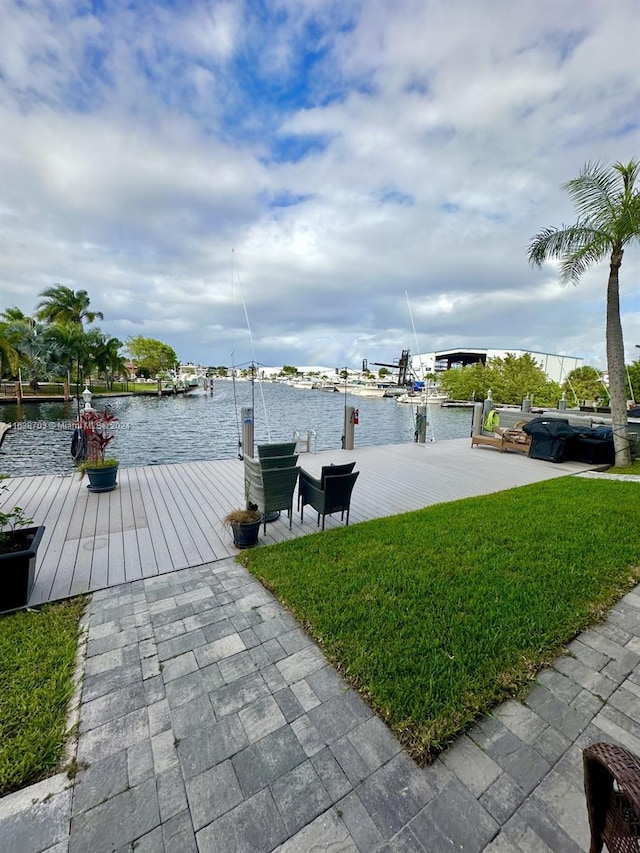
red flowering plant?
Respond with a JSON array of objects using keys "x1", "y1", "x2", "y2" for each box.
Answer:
[{"x1": 76, "y1": 406, "x2": 119, "y2": 471}]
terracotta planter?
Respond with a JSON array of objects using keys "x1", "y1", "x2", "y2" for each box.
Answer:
[
  {"x1": 85, "y1": 463, "x2": 119, "y2": 493},
  {"x1": 0, "y1": 525, "x2": 45, "y2": 613}
]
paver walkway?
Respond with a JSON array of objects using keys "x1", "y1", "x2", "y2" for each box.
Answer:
[{"x1": 2, "y1": 553, "x2": 640, "y2": 852}]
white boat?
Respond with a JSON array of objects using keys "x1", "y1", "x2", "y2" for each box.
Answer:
[
  {"x1": 332, "y1": 382, "x2": 387, "y2": 397},
  {"x1": 396, "y1": 392, "x2": 448, "y2": 405},
  {"x1": 176, "y1": 363, "x2": 207, "y2": 388},
  {"x1": 425, "y1": 393, "x2": 448, "y2": 405},
  {"x1": 349, "y1": 386, "x2": 386, "y2": 398},
  {"x1": 312, "y1": 381, "x2": 340, "y2": 392},
  {"x1": 288, "y1": 380, "x2": 315, "y2": 389}
]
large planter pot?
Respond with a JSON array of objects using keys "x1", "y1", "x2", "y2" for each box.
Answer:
[
  {"x1": 0, "y1": 525, "x2": 45, "y2": 613},
  {"x1": 231, "y1": 517, "x2": 262, "y2": 549},
  {"x1": 85, "y1": 463, "x2": 119, "y2": 493}
]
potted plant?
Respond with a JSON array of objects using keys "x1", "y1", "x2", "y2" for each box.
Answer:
[
  {"x1": 223, "y1": 507, "x2": 262, "y2": 549},
  {"x1": 76, "y1": 406, "x2": 119, "y2": 493},
  {"x1": 0, "y1": 478, "x2": 45, "y2": 612}
]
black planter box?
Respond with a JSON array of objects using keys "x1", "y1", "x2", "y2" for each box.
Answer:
[{"x1": 0, "y1": 525, "x2": 45, "y2": 613}]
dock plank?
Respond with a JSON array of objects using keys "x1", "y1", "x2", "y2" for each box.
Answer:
[
  {"x1": 172, "y1": 461, "x2": 238, "y2": 559},
  {"x1": 118, "y1": 468, "x2": 143, "y2": 581},
  {"x1": 125, "y1": 467, "x2": 157, "y2": 576},
  {"x1": 32, "y1": 476, "x2": 81, "y2": 604},
  {"x1": 130, "y1": 465, "x2": 172, "y2": 575},
  {"x1": 153, "y1": 463, "x2": 216, "y2": 565},
  {"x1": 137, "y1": 465, "x2": 189, "y2": 570},
  {"x1": 69, "y1": 492, "x2": 99, "y2": 597},
  {"x1": 106, "y1": 484, "x2": 126, "y2": 587}
]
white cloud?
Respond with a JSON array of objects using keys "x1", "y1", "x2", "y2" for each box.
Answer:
[{"x1": 1, "y1": 0, "x2": 639, "y2": 374}]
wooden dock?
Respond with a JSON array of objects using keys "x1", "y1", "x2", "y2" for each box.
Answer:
[{"x1": 0, "y1": 439, "x2": 598, "y2": 607}]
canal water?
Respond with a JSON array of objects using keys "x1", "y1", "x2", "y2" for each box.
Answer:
[{"x1": 0, "y1": 381, "x2": 474, "y2": 477}]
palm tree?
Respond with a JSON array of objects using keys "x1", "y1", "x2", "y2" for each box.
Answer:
[
  {"x1": 46, "y1": 322, "x2": 87, "y2": 401},
  {"x1": 90, "y1": 334, "x2": 129, "y2": 390},
  {"x1": 0, "y1": 321, "x2": 20, "y2": 381},
  {"x1": 8, "y1": 320, "x2": 61, "y2": 395},
  {"x1": 36, "y1": 285, "x2": 104, "y2": 326},
  {"x1": 1, "y1": 314, "x2": 31, "y2": 400},
  {"x1": 1, "y1": 306, "x2": 33, "y2": 325},
  {"x1": 528, "y1": 160, "x2": 640, "y2": 467}
]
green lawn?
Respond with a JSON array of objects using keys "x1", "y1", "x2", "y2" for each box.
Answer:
[
  {"x1": 610, "y1": 459, "x2": 640, "y2": 475},
  {"x1": 0, "y1": 598, "x2": 87, "y2": 796},
  {"x1": 243, "y1": 477, "x2": 640, "y2": 762}
]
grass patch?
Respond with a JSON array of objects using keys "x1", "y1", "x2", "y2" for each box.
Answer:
[
  {"x1": 243, "y1": 477, "x2": 640, "y2": 762},
  {"x1": 609, "y1": 459, "x2": 640, "y2": 475},
  {"x1": 0, "y1": 598, "x2": 87, "y2": 796}
]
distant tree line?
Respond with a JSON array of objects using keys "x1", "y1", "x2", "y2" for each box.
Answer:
[{"x1": 437, "y1": 352, "x2": 640, "y2": 408}]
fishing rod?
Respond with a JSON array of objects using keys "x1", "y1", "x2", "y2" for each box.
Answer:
[{"x1": 232, "y1": 250, "x2": 271, "y2": 442}]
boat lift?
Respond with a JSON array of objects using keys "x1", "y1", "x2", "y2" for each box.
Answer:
[{"x1": 370, "y1": 349, "x2": 411, "y2": 387}]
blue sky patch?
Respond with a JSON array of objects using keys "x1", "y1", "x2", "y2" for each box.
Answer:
[
  {"x1": 380, "y1": 189, "x2": 414, "y2": 206},
  {"x1": 267, "y1": 191, "x2": 313, "y2": 208},
  {"x1": 265, "y1": 134, "x2": 331, "y2": 164}
]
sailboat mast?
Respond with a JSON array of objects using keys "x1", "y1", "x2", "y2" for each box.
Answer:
[
  {"x1": 232, "y1": 250, "x2": 271, "y2": 441},
  {"x1": 405, "y1": 291, "x2": 424, "y2": 381}
]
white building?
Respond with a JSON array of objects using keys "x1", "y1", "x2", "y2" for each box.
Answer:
[{"x1": 412, "y1": 348, "x2": 583, "y2": 385}]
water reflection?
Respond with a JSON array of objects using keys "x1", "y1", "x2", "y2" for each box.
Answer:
[{"x1": 0, "y1": 382, "x2": 474, "y2": 476}]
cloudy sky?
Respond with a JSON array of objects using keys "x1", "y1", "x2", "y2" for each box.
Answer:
[{"x1": 1, "y1": 0, "x2": 639, "y2": 373}]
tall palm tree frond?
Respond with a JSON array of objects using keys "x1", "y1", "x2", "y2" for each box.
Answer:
[
  {"x1": 527, "y1": 223, "x2": 605, "y2": 275},
  {"x1": 1, "y1": 306, "x2": 33, "y2": 325},
  {"x1": 615, "y1": 159, "x2": 640, "y2": 194},
  {"x1": 36, "y1": 284, "x2": 104, "y2": 326},
  {"x1": 0, "y1": 327, "x2": 20, "y2": 376},
  {"x1": 563, "y1": 161, "x2": 619, "y2": 226},
  {"x1": 558, "y1": 239, "x2": 611, "y2": 285},
  {"x1": 615, "y1": 193, "x2": 640, "y2": 244}
]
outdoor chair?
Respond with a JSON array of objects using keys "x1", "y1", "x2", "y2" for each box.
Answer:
[
  {"x1": 583, "y1": 742, "x2": 640, "y2": 853},
  {"x1": 244, "y1": 456, "x2": 300, "y2": 533},
  {"x1": 471, "y1": 417, "x2": 531, "y2": 455},
  {"x1": 297, "y1": 462, "x2": 356, "y2": 511},
  {"x1": 257, "y1": 442, "x2": 297, "y2": 460},
  {"x1": 258, "y1": 454, "x2": 299, "y2": 470},
  {"x1": 299, "y1": 468, "x2": 359, "y2": 530}
]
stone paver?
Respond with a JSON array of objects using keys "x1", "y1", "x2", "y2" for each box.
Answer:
[{"x1": 2, "y1": 557, "x2": 640, "y2": 852}]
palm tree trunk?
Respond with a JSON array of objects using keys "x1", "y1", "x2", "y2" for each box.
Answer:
[{"x1": 606, "y1": 250, "x2": 631, "y2": 466}]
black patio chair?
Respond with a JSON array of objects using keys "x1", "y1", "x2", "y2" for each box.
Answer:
[
  {"x1": 297, "y1": 462, "x2": 356, "y2": 511},
  {"x1": 299, "y1": 468, "x2": 359, "y2": 530}
]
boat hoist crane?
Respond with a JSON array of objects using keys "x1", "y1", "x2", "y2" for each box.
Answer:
[{"x1": 370, "y1": 349, "x2": 411, "y2": 386}]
